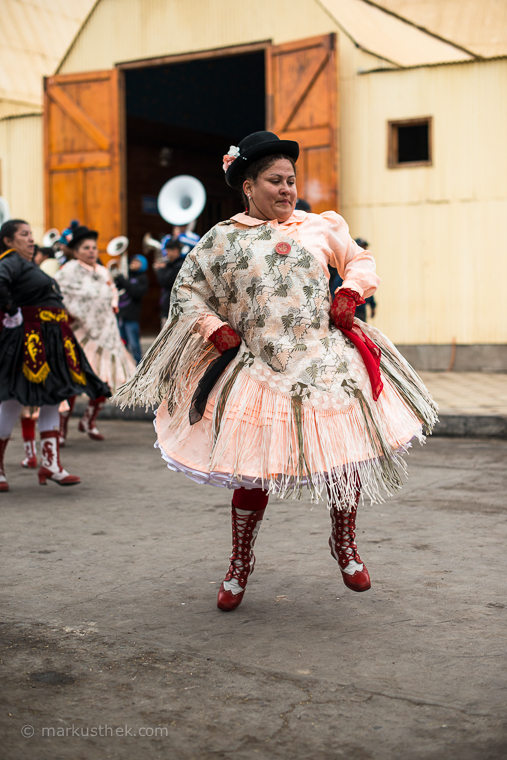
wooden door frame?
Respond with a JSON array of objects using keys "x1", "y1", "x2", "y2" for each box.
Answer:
[
  {"x1": 115, "y1": 41, "x2": 274, "y2": 237},
  {"x1": 115, "y1": 41, "x2": 271, "y2": 71},
  {"x1": 115, "y1": 35, "x2": 339, "y2": 210},
  {"x1": 113, "y1": 34, "x2": 340, "y2": 232}
]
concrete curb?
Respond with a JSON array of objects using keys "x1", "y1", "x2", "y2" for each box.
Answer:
[
  {"x1": 73, "y1": 401, "x2": 507, "y2": 438},
  {"x1": 433, "y1": 414, "x2": 507, "y2": 439}
]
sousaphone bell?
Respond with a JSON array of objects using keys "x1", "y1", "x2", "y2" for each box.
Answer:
[
  {"x1": 42, "y1": 228, "x2": 60, "y2": 249},
  {"x1": 106, "y1": 235, "x2": 129, "y2": 277},
  {"x1": 157, "y1": 175, "x2": 206, "y2": 226}
]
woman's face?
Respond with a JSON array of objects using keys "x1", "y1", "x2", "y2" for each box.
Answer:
[
  {"x1": 4, "y1": 223, "x2": 35, "y2": 261},
  {"x1": 243, "y1": 159, "x2": 297, "y2": 223},
  {"x1": 74, "y1": 238, "x2": 99, "y2": 266}
]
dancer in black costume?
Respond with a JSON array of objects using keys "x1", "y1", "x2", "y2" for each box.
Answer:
[{"x1": 0, "y1": 219, "x2": 110, "y2": 491}]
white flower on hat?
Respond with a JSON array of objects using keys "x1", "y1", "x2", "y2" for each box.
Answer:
[{"x1": 222, "y1": 145, "x2": 241, "y2": 172}]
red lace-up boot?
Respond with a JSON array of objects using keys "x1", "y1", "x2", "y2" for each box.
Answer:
[
  {"x1": 217, "y1": 507, "x2": 266, "y2": 611},
  {"x1": 217, "y1": 488, "x2": 269, "y2": 612},
  {"x1": 38, "y1": 431, "x2": 81, "y2": 486},
  {"x1": 0, "y1": 438, "x2": 10, "y2": 491},
  {"x1": 21, "y1": 418, "x2": 37, "y2": 468},
  {"x1": 59, "y1": 395, "x2": 76, "y2": 446},
  {"x1": 78, "y1": 396, "x2": 105, "y2": 441},
  {"x1": 329, "y1": 497, "x2": 371, "y2": 592}
]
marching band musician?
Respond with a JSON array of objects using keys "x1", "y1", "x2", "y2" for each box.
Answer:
[
  {"x1": 0, "y1": 219, "x2": 110, "y2": 491},
  {"x1": 54, "y1": 226, "x2": 137, "y2": 443}
]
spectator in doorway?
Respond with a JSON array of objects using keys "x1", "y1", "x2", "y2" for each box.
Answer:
[
  {"x1": 33, "y1": 246, "x2": 60, "y2": 277},
  {"x1": 172, "y1": 223, "x2": 200, "y2": 254},
  {"x1": 153, "y1": 238, "x2": 185, "y2": 329},
  {"x1": 295, "y1": 198, "x2": 311, "y2": 212},
  {"x1": 114, "y1": 255, "x2": 149, "y2": 364}
]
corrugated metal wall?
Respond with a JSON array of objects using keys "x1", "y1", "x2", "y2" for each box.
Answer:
[
  {"x1": 58, "y1": 0, "x2": 336, "y2": 73},
  {"x1": 0, "y1": 114, "x2": 44, "y2": 243},
  {"x1": 341, "y1": 58, "x2": 507, "y2": 344}
]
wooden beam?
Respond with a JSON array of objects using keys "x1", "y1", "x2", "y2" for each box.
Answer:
[
  {"x1": 117, "y1": 41, "x2": 270, "y2": 70},
  {"x1": 47, "y1": 84, "x2": 110, "y2": 151},
  {"x1": 49, "y1": 151, "x2": 111, "y2": 171},
  {"x1": 272, "y1": 47, "x2": 329, "y2": 133},
  {"x1": 279, "y1": 127, "x2": 332, "y2": 148}
]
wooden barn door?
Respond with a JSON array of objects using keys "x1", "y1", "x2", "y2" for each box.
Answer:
[
  {"x1": 44, "y1": 69, "x2": 124, "y2": 261},
  {"x1": 266, "y1": 34, "x2": 338, "y2": 213}
]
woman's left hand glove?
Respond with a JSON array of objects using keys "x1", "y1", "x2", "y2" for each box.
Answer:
[
  {"x1": 209, "y1": 324, "x2": 241, "y2": 354},
  {"x1": 2, "y1": 307, "x2": 23, "y2": 328},
  {"x1": 330, "y1": 288, "x2": 365, "y2": 331}
]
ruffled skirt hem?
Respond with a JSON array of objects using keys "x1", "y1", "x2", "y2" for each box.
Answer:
[{"x1": 75, "y1": 328, "x2": 137, "y2": 394}]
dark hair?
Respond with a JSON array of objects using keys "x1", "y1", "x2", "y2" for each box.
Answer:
[
  {"x1": 0, "y1": 219, "x2": 28, "y2": 252},
  {"x1": 164, "y1": 237, "x2": 182, "y2": 251},
  {"x1": 40, "y1": 247, "x2": 55, "y2": 259},
  {"x1": 240, "y1": 154, "x2": 297, "y2": 210}
]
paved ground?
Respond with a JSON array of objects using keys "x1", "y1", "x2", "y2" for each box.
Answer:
[
  {"x1": 1, "y1": 420, "x2": 506, "y2": 760},
  {"x1": 419, "y1": 372, "x2": 507, "y2": 416}
]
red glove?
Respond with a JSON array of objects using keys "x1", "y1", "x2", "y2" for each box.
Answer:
[
  {"x1": 209, "y1": 324, "x2": 241, "y2": 354},
  {"x1": 330, "y1": 288, "x2": 365, "y2": 331}
]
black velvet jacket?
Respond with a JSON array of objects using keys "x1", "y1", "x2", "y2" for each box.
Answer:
[{"x1": 0, "y1": 251, "x2": 63, "y2": 314}]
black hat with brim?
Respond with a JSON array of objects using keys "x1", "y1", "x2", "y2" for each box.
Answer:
[
  {"x1": 225, "y1": 131, "x2": 299, "y2": 188},
  {"x1": 67, "y1": 226, "x2": 99, "y2": 249}
]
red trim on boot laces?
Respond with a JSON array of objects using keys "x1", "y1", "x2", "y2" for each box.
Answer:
[
  {"x1": 329, "y1": 501, "x2": 371, "y2": 593},
  {"x1": 217, "y1": 505, "x2": 266, "y2": 612}
]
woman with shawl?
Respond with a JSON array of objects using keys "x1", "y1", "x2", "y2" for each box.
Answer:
[
  {"x1": 55, "y1": 226, "x2": 136, "y2": 442},
  {"x1": 116, "y1": 132, "x2": 437, "y2": 612}
]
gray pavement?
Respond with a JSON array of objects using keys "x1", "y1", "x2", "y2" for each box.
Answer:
[{"x1": 1, "y1": 420, "x2": 506, "y2": 759}]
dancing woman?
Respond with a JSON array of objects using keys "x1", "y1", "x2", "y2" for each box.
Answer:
[
  {"x1": 0, "y1": 220, "x2": 110, "y2": 490},
  {"x1": 54, "y1": 226, "x2": 136, "y2": 442},
  {"x1": 116, "y1": 132, "x2": 437, "y2": 611}
]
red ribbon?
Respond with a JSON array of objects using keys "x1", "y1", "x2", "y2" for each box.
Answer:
[{"x1": 340, "y1": 325, "x2": 383, "y2": 401}]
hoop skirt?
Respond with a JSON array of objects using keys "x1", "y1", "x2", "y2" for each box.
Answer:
[
  {"x1": 115, "y1": 217, "x2": 438, "y2": 507},
  {"x1": 0, "y1": 319, "x2": 110, "y2": 406}
]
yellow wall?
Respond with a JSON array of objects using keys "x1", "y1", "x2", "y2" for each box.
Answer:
[
  {"x1": 341, "y1": 58, "x2": 507, "y2": 343},
  {"x1": 0, "y1": 114, "x2": 44, "y2": 244},
  {"x1": 59, "y1": 0, "x2": 337, "y2": 72},
  {"x1": 42, "y1": 0, "x2": 507, "y2": 344}
]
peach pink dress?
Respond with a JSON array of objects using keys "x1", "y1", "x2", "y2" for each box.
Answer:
[{"x1": 115, "y1": 211, "x2": 437, "y2": 507}]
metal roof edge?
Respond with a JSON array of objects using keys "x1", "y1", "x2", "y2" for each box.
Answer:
[
  {"x1": 313, "y1": 0, "x2": 404, "y2": 67},
  {"x1": 0, "y1": 112, "x2": 42, "y2": 123},
  {"x1": 362, "y1": 0, "x2": 481, "y2": 60},
  {"x1": 359, "y1": 53, "x2": 507, "y2": 75},
  {"x1": 55, "y1": 0, "x2": 101, "y2": 75}
]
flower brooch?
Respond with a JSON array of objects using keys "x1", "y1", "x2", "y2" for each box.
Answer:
[{"x1": 222, "y1": 145, "x2": 241, "y2": 172}]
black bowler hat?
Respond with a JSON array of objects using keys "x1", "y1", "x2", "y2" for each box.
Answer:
[
  {"x1": 67, "y1": 225, "x2": 99, "y2": 249},
  {"x1": 225, "y1": 131, "x2": 299, "y2": 188}
]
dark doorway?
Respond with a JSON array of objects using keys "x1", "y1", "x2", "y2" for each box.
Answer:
[{"x1": 125, "y1": 51, "x2": 266, "y2": 333}]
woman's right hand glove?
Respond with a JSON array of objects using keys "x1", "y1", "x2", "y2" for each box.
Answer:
[
  {"x1": 2, "y1": 307, "x2": 23, "y2": 328},
  {"x1": 330, "y1": 288, "x2": 365, "y2": 331},
  {"x1": 209, "y1": 324, "x2": 241, "y2": 354}
]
